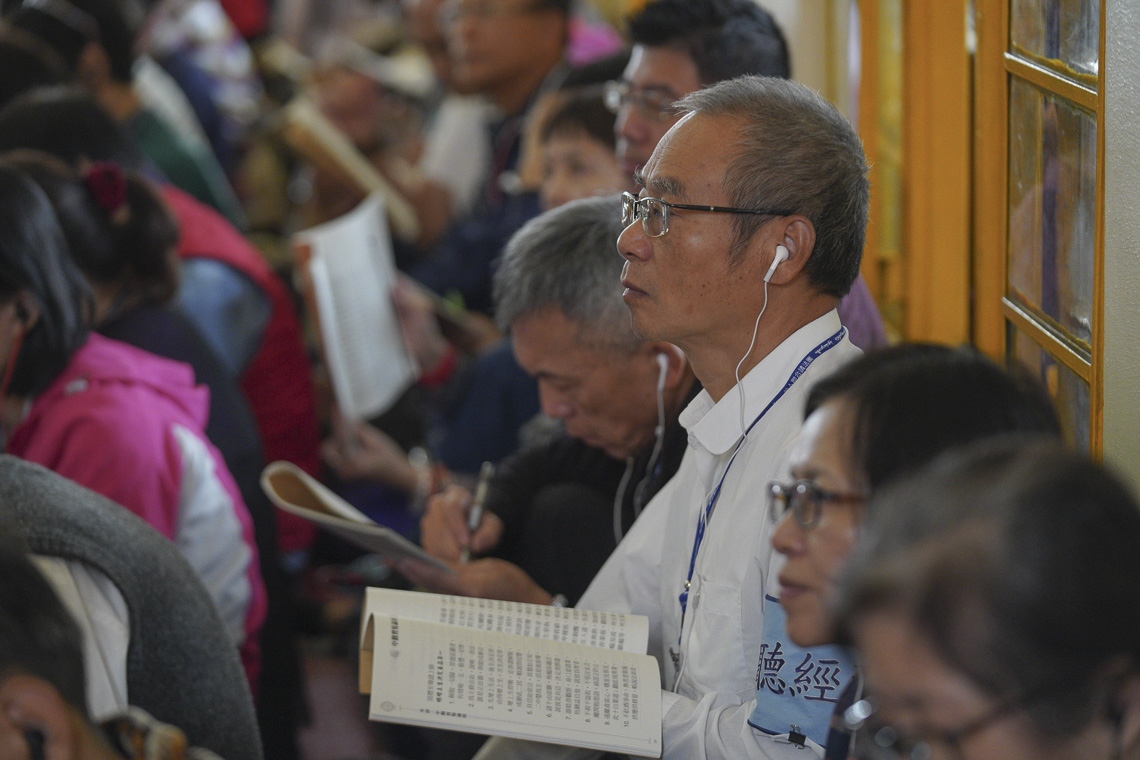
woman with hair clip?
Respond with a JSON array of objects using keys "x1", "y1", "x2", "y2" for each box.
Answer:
[
  {"x1": 0, "y1": 159, "x2": 266, "y2": 691},
  {"x1": 832, "y1": 440, "x2": 1140, "y2": 760},
  {"x1": 7, "y1": 152, "x2": 308, "y2": 740},
  {"x1": 1, "y1": 151, "x2": 267, "y2": 483},
  {"x1": 762, "y1": 343, "x2": 1063, "y2": 757}
]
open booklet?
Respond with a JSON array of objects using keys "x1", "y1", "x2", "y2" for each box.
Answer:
[
  {"x1": 293, "y1": 194, "x2": 418, "y2": 420},
  {"x1": 261, "y1": 462, "x2": 450, "y2": 572},
  {"x1": 360, "y1": 588, "x2": 663, "y2": 758}
]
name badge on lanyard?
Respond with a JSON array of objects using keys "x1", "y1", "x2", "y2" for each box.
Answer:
[{"x1": 670, "y1": 327, "x2": 846, "y2": 691}]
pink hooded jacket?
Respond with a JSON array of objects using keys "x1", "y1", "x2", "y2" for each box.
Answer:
[{"x1": 6, "y1": 334, "x2": 266, "y2": 688}]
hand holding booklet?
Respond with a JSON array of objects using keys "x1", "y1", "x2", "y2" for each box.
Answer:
[
  {"x1": 261, "y1": 461, "x2": 450, "y2": 572},
  {"x1": 359, "y1": 588, "x2": 663, "y2": 757},
  {"x1": 293, "y1": 194, "x2": 418, "y2": 421}
]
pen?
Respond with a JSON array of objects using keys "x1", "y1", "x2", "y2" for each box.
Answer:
[{"x1": 460, "y1": 461, "x2": 495, "y2": 563}]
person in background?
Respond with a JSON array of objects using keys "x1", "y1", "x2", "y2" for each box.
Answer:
[
  {"x1": 409, "y1": 0, "x2": 570, "y2": 314},
  {"x1": 382, "y1": 196, "x2": 697, "y2": 607},
  {"x1": 135, "y1": 0, "x2": 263, "y2": 173},
  {"x1": 0, "y1": 160, "x2": 266, "y2": 691},
  {"x1": 609, "y1": 0, "x2": 888, "y2": 350},
  {"x1": 538, "y1": 86, "x2": 632, "y2": 209},
  {"x1": 6, "y1": 0, "x2": 246, "y2": 227},
  {"x1": 0, "y1": 88, "x2": 323, "y2": 558},
  {"x1": 0, "y1": 521, "x2": 225, "y2": 760},
  {"x1": 328, "y1": 195, "x2": 696, "y2": 760},
  {"x1": 833, "y1": 441, "x2": 1140, "y2": 760},
  {"x1": 7, "y1": 149, "x2": 304, "y2": 760},
  {"x1": 768, "y1": 344, "x2": 1062, "y2": 757},
  {"x1": 403, "y1": 0, "x2": 492, "y2": 224}
]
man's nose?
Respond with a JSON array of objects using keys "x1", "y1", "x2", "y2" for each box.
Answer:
[
  {"x1": 615, "y1": 104, "x2": 646, "y2": 146},
  {"x1": 617, "y1": 217, "x2": 650, "y2": 262}
]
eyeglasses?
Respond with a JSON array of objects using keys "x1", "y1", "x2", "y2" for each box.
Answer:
[
  {"x1": 603, "y1": 81, "x2": 678, "y2": 122},
  {"x1": 843, "y1": 694, "x2": 1026, "y2": 760},
  {"x1": 437, "y1": 0, "x2": 551, "y2": 27},
  {"x1": 767, "y1": 479, "x2": 866, "y2": 530},
  {"x1": 621, "y1": 191, "x2": 792, "y2": 238}
]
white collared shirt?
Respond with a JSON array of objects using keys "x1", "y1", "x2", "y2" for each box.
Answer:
[{"x1": 475, "y1": 311, "x2": 861, "y2": 760}]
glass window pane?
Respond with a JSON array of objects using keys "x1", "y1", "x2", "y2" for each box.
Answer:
[
  {"x1": 1007, "y1": 79, "x2": 1096, "y2": 348},
  {"x1": 1011, "y1": 0, "x2": 1099, "y2": 77},
  {"x1": 1009, "y1": 325, "x2": 1090, "y2": 450}
]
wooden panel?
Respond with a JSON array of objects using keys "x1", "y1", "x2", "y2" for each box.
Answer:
[
  {"x1": 901, "y1": 0, "x2": 972, "y2": 343},
  {"x1": 971, "y1": 0, "x2": 1009, "y2": 357},
  {"x1": 1090, "y1": 0, "x2": 1106, "y2": 455},
  {"x1": 857, "y1": 0, "x2": 882, "y2": 296}
]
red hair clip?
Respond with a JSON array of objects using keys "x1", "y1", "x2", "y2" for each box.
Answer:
[{"x1": 83, "y1": 162, "x2": 129, "y2": 223}]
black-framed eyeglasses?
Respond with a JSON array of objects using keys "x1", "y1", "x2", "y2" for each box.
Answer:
[
  {"x1": 621, "y1": 191, "x2": 793, "y2": 239},
  {"x1": 843, "y1": 693, "x2": 1026, "y2": 760},
  {"x1": 603, "y1": 80, "x2": 677, "y2": 122},
  {"x1": 767, "y1": 479, "x2": 866, "y2": 530}
]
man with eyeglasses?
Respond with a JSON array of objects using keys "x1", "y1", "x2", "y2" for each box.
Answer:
[
  {"x1": 476, "y1": 75, "x2": 867, "y2": 760},
  {"x1": 409, "y1": 0, "x2": 570, "y2": 314},
  {"x1": 604, "y1": 0, "x2": 887, "y2": 352}
]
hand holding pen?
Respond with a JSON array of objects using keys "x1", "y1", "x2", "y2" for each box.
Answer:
[{"x1": 459, "y1": 461, "x2": 495, "y2": 563}]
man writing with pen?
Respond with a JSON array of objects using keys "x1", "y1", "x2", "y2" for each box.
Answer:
[{"x1": 331, "y1": 196, "x2": 698, "y2": 608}]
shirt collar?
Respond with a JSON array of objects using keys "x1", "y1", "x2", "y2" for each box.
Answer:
[{"x1": 680, "y1": 310, "x2": 844, "y2": 457}]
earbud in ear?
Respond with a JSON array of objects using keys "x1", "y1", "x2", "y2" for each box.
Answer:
[
  {"x1": 764, "y1": 244, "x2": 789, "y2": 284},
  {"x1": 655, "y1": 352, "x2": 669, "y2": 392}
]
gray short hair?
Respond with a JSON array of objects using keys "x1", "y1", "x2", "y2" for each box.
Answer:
[
  {"x1": 677, "y1": 76, "x2": 869, "y2": 298},
  {"x1": 493, "y1": 195, "x2": 634, "y2": 349}
]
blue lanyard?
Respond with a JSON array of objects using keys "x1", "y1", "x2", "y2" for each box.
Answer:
[{"x1": 677, "y1": 327, "x2": 846, "y2": 635}]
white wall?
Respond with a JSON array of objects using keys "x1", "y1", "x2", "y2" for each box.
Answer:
[
  {"x1": 762, "y1": 0, "x2": 851, "y2": 115},
  {"x1": 1103, "y1": 0, "x2": 1140, "y2": 488}
]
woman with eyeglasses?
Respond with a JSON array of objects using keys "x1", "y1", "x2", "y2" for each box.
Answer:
[
  {"x1": 832, "y1": 440, "x2": 1140, "y2": 760},
  {"x1": 767, "y1": 343, "x2": 1063, "y2": 758}
]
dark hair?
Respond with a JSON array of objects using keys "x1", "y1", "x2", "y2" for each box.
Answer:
[
  {"x1": 536, "y1": 0, "x2": 571, "y2": 14},
  {"x1": 540, "y1": 86, "x2": 616, "y2": 150},
  {"x1": 626, "y1": 0, "x2": 790, "y2": 83},
  {"x1": 9, "y1": 0, "x2": 136, "y2": 83},
  {"x1": 0, "y1": 161, "x2": 92, "y2": 396},
  {"x1": 0, "y1": 27, "x2": 70, "y2": 112},
  {"x1": 804, "y1": 344, "x2": 1063, "y2": 492},
  {"x1": 559, "y1": 50, "x2": 631, "y2": 90},
  {"x1": 835, "y1": 440, "x2": 1140, "y2": 736},
  {"x1": 5, "y1": 150, "x2": 180, "y2": 303},
  {"x1": 0, "y1": 517, "x2": 89, "y2": 717},
  {"x1": 0, "y1": 86, "x2": 146, "y2": 169}
]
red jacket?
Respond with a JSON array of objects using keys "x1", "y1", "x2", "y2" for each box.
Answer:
[{"x1": 163, "y1": 186, "x2": 320, "y2": 551}]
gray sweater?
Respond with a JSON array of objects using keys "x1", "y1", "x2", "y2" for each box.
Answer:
[{"x1": 0, "y1": 455, "x2": 262, "y2": 760}]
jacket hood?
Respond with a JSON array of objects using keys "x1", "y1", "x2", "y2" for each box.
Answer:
[{"x1": 30, "y1": 333, "x2": 209, "y2": 429}]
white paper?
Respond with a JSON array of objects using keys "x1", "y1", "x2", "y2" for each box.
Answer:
[
  {"x1": 295, "y1": 195, "x2": 417, "y2": 419},
  {"x1": 363, "y1": 588, "x2": 649, "y2": 653},
  {"x1": 367, "y1": 616, "x2": 662, "y2": 757}
]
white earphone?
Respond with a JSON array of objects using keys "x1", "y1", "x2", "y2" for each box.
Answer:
[
  {"x1": 764, "y1": 244, "x2": 789, "y2": 283},
  {"x1": 655, "y1": 352, "x2": 669, "y2": 392}
]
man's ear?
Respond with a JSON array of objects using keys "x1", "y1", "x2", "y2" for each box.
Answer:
[
  {"x1": 0, "y1": 675, "x2": 80, "y2": 760},
  {"x1": 760, "y1": 216, "x2": 816, "y2": 286}
]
